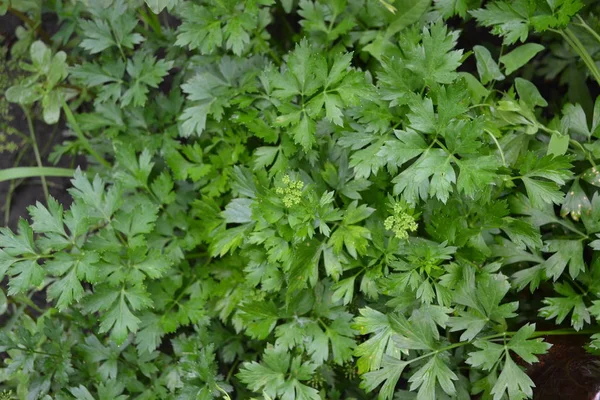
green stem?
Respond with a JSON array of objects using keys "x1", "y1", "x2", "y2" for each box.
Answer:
[
  {"x1": 3, "y1": 144, "x2": 30, "y2": 225},
  {"x1": 537, "y1": 124, "x2": 562, "y2": 137},
  {"x1": 576, "y1": 16, "x2": 600, "y2": 46},
  {"x1": 261, "y1": 36, "x2": 282, "y2": 65},
  {"x1": 405, "y1": 327, "x2": 600, "y2": 366},
  {"x1": 8, "y1": 347, "x2": 60, "y2": 358},
  {"x1": 433, "y1": 139, "x2": 459, "y2": 163},
  {"x1": 139, "y1": 7, "x2": 163, "y2": 36},
  {"x1": 553, "y1": 217, "x2": 589, "y2": 239},
  {"x1": 378, "y1": 0, "x2": 397, "y2": 13},
  {"x1": 225, "y1": 359, "x2": 240, "y2": 382},
  {"x1": 556, "y1": 28, "x2": 600, "y2": 86},
  {"x1": 0, "y1": 167, "x2": 75, "y2": 183},
  {"x1": 528, "y1": 328, "x2": 600, "y2": 337},
  {"x1": 2, "y1": 303, "x2": 27, "y2": 331},
  {"x1": 23, "y1": 107, "x2": 49, "y2": 202},
  {"x1": 9, "y1": 127, "x2": 31, "y2": 143},
  {"x1": 14, "y1": 294, "x2": 45, "y2": 313},
  {"x1": 163, "y1": 274, "x2": 198, "y2": 315},
  {"x1": 484, "y1": 128, "x2": 507, "y2": 167},
  {"x1": 61, "y1": 99, "x2": 111, "y2": 168},
  {"x1": 565, "y1": 28, "x2": 600, "y2": 79},
  {"x1": 215, "y1": 384, "x2": 232, "y2": 399},
  {"x1": 6, "y1": 6, "x2": 52, "y2": 44},
  {"x1": 570, "y1": 139, "x2": 596, "y2": 167}
]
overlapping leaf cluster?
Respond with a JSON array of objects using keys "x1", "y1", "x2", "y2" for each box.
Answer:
[{"x1": 2, "y1": 0, "x2": 600, "y2": 399}]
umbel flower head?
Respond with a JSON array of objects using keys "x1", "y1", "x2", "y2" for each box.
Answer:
[
  {"x1": 0, "y1": 133, "x2": 18, "y2": 153},
  {"x1": 384, "y1": 201, "x2": 418, "y2": 240},
  {"x1": 276, "y1": 174, "x2": 304, "y2": 208}
]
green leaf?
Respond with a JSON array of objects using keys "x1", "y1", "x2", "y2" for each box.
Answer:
[
  {"x1": 330, "y1": 223, "x2": 371, "y2": 259},
  {"x1": 292, "y1": 113, "x2": 316, "y2": 151},
  {"x1": 83, "y1": 285, "x2": 152, "y2": 344},
  {"x1": 407, "y1": 95, "x2": 436, "y2": 134},
  {"x1": 491, "y1": 354, "x2": 535, "y2": 400},
  {"x1": 521, "y1": 177, "x2": 564, "y2": 208},
  {"x1": 70, "y1": 60, "x2": 125, "y2": 87},
  {"x1": 238, "y1": 301, "x2": 280, "y2": 339},
  {"x1": 506, "y1": 324, "x2": 550, "y2": 364},
  {"x1": 408, "y1": 22, "x2": 463, "y2": 86},
  {"x1": 449, "y1": 273, "x2": 517, "y2": 340},
  {"x1": 79, "y1": 19, "x2": 115, "y2": 54},
  {"x1": 499, "y1": 43, "x2": 544, "y2": 75},
  {"x1": 408, "y1": 355, "x2": 458, "y2": 398},
  {"x1": 79, "y1": 1, "x2": 144, "y2": 54},
  {"x1": 42, "y1": 90, "x2": 63, "y2": 124},
  {"x1": 378, "y1": 129, "x2": 427, "y2": 173},
  {"x1": 519, "y1": 154, "x2": 572, "y2": 208},
  {"x1": 541, "y1": 239, "x2": 585, "y2": 280},
  {"x1": 121, "y1": 52, "x2": 173, "y2": 107},
  {"x1": 561, "y1": 179, "x2": 591, "y2": 221},
  {"x1": 135, "y1": 313, "x2": 164, "y2": 354},
  {"x1": 360, "y1": 356, "x2": 408, "y2": 400},
  {"x1": 332, "y1": 276, "x2": 355, "y2": 305},
  {"x1": 8, "y1": 259, "x2": 45, "y2": 295},
  {"x1": 0, "y1": 288, "x2": 7, "y2": 315},
  {"x1": 45, "y1": 252, "x2": 100, "y2": 310},
  {"x1": 501, "y1": 217, "x2": 541, "y2": 250},
  {"x1": 144, "y1": 0, "x2": 179, "y2": 13},
  {"x1": 150, "y1": 172, "x2": 176, "y2": 204},
  {"x1": 69, "y1": 386, "x2": 96, "y2": 400},
  {"x1": 456, "y1": 156, "x2": 500, "y2": 198},
  {"x1": 548, "y1": 132, "x2": 570, "y2": 156},
  {"x1": 343, "y1": 201, "x2": 375, "y2": 225},
  {"x1": 28, "y1": 197, "x2": 66, "y2": 237},
  {"x1": 210, "y1": 225, "x2": 251, "y2": 257},
  {"x1": 179, "y1": 103, "x2": 211, "y2": 137},
  {"x1": 222, "y1": 198, "x2": 254, "y2": 224},
  {"x1": 238, "y1": 347, "x2": 320, "y2": 400},
  {"x1": 385, "y1": 0, "x2": 431, "y2": 38},
  {"x1": 562, "y1": 102, "x2": 592, "y2": 137},
  {"x1": 540, "y1": 282, "x2": 590, "y2": 330},
  {"x1": 393, "y1": 149, "x2": 455, "y2": 204},
  {"x1": 515, "y1": 78, "x2": 547, "y2": 109},
  {"x1": 68, "y1": 168, "x2": 122, "y2": 219},
  {"x1": 5, "y1": 84, "x2": 42, "y2": 104},
  {"x1": 175, "y1": 4, "x2": 223, "y2": 53},
  {"x1": 352, "y1": 307, "x2": 400, "y2": 373},
  {"x1": 467, "y1": 339, "x2": 505, "y2": 371},
  {"x1": 583, "y1": 194, "x2": 600, "y2": 233},
  {"x1": 0, "y1": 219, "x2": 37, "y2": 256},
  {"x1": 471, "y1": 2, "x2": 532, "y2": 45},
  {"x1": 473, "y1": 45, "x2": 505, "y2": 84}
]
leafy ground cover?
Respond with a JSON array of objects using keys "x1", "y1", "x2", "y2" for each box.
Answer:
[{"x1": 1, "y1": 0, "x2": 600, "y2": 399}]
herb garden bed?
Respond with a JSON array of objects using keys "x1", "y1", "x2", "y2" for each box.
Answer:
[{"x1": 2, "y1": 1, "x2": 600, "y2": 399}]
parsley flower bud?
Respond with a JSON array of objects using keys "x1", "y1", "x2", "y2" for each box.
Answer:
[
  {"x1": 276, "y1": 174, "x2": 304, "y2": 208},
  {"x1": 384, "y1": 203, "x2": 418, "y2": 239}
]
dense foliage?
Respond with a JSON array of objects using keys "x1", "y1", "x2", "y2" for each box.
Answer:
[{"x1": 1, "y1": 0, "x2": 600, "y2": 399}]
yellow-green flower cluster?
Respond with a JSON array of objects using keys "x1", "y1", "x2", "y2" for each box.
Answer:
[
  {"x1": 384, "y1": 203, "x2": 418, "y2": 239},
  {"x1": 0, "y1": 133, "x2": 18, "y2": 153},
  {"x1": 276, "y1": 174, "x2": 304, "y2": 208}
]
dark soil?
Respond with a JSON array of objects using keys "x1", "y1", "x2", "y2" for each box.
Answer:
[
  {"x1": 527, "y1": 335, "x2": 600, "y2": 400},
  {"x1": 0, "y1": 107, "x2": 77, "y2": 229}
]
